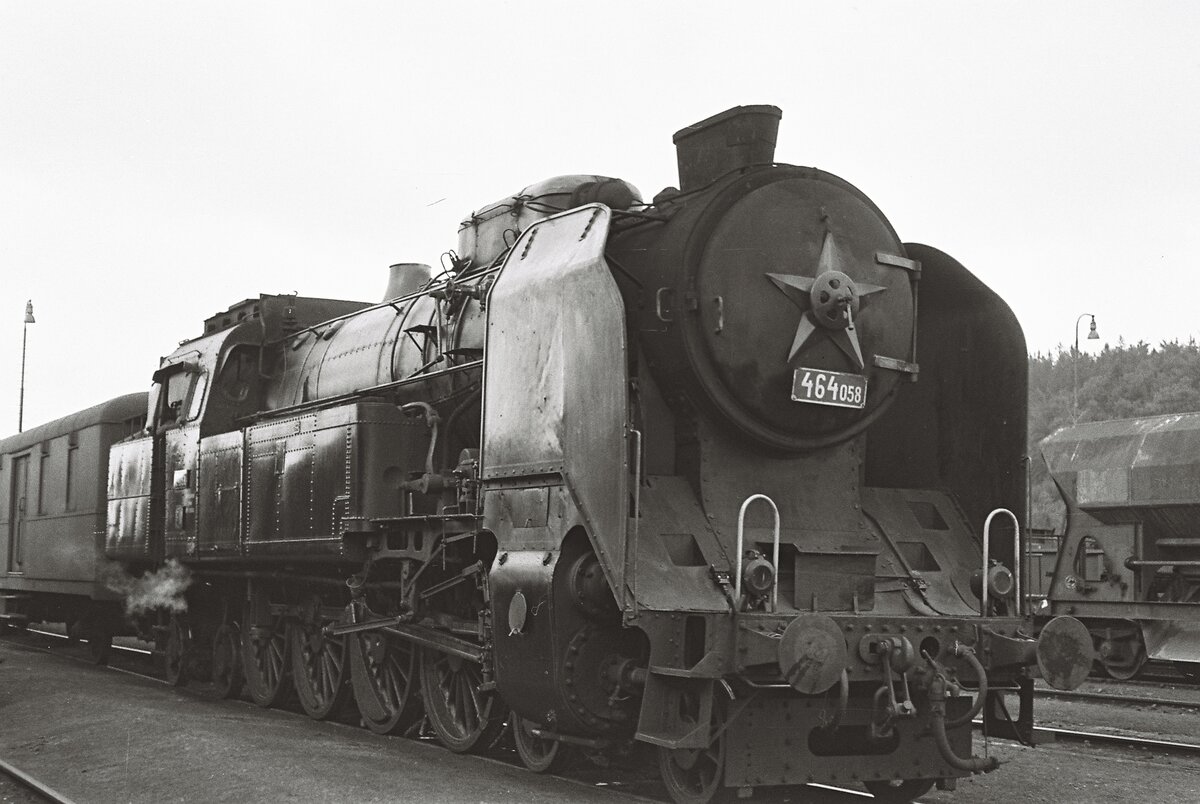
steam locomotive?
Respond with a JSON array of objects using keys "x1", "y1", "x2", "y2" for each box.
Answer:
[{"x1": 1, "y1": 105, "x2": 1094, "y2": 803}]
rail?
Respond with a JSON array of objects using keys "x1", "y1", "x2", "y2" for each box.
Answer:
[{"x1": 0, "y1": 755, "x2": 78, "y2": 804}]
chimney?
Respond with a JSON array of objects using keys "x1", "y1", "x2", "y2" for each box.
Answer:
[
  {"x1": 383, "y1": 263, "x2": 432, "y2": 301},
  {"x1": 672, "y1": 105, "x2": 782, "y2": 192}
]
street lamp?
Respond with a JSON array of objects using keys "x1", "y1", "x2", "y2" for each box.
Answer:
[
  {"x1": 1072, "y1": 313, "x2": 1099, "y2": 419},
  {"x1": 19, "y1": 300, "x2": 35, "y2": 432}
]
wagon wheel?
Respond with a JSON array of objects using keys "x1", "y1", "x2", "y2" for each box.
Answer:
[
  {"x1": 241, "y1": 590, "x2": 290, "y2": 707},
  {"x1": 290, "y1": 615, "x2": 351, "y2": 720},
  {"x1": 417, "y1": 561, "x2": 505, "y2": 753},
  {"x1": 349, "y1": 631, "x2": 423, "y2": 735},
  {"x1": 511, "y1": 711, "x2": 573, "y2": 773},
  {"x1": 66, "y1": 618, "x2": 82, "y2": 644},
  {"x1": 164, "y1": 614, "x2": 191, "y2": 687},
  {"x1": 658, "y1": 692, "x2": 731, "y2": 804},
  {"x1": 658, "y1": 734, "x2": 727, "y2": 804},
  {"x1": 863, "y1": 779, "x2": 936, "y2": 803},
  {"x1": 1101, "y1": 638, "x2": 1147, "y2": 681},
  {"x1": 83, "y1": 613, "x2": 113, "y2": 666},
  {"x1": 87, "y1": 629, "x2": 113, "y2": 666},
  {"x1": 420, "y1": 646, "x2": 505, "y2": 753},
  {"x1": 211, "y1": 623, "x2": 244, "y2": 699}
]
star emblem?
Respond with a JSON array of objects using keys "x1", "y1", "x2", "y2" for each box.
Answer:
[{"x1": 766, "y1": 232, "x2": 886, "y2": 370}]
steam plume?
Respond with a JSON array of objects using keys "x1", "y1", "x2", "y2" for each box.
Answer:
[{"x1": 100, "y1": 559, "x2": 192, "y2": 616}]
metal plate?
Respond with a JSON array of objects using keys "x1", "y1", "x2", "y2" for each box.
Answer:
[
  {"x1": 791, "y1": 367, "x2": 866, "y2": 410},
  {"x1": 1037, "y1": 615, "x2": 1095, "y2": 690},
  {"x1": 777, "y1": 613, "x2": 848, "y2": 694}
]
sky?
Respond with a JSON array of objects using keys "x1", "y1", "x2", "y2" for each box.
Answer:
[{"x1": 2, "y1": 2, "x2": 1199, "y2": 430}]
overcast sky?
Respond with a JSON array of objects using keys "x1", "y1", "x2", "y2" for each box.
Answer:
[{"x1": 3, "y1": 2, "x2": 1198, "y2": 430}]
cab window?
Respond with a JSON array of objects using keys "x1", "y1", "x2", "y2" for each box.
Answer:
[{"x1": 153, "y1": 363, "x2": 204, "y2": 428}]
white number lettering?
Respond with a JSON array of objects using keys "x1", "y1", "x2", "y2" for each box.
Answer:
[
  {"x1": 814, "y1": 373, "x2": 827, "y2": 399},
  {"x1": 801, "y1": 371, "x2": 814, "y2": 396}
]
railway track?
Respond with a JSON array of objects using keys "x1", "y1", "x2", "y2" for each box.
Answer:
[
  {"x1": 1031, "y1": 725, "x2": 1200, "y2": 757},
  {"x1": 0, "y1": 755, "x2": 78, "y2": 804},
  {"x1": 1035, "y1": 686, "x2": 1200, "y2": 711}
]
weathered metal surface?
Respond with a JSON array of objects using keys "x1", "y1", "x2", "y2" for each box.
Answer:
[
  {"x1": 722, "y1": 690, "x2": 969, "y2": 788},
  {"x1": 243, "y1": 402, "x2": 417, "y2": 556},
  {"x1": 672, "y1": 104, "x2": 781, "y2": 192},
  {"x1": 196, "y1": 431, "x2": 243, "y2": 555},
  {"x1": 777, "y1": 613, "x2": 846, "y2": 693},
  {"x1": 1036, "y1": 615, "x2": 1095, "y2": 690},
  {"x1": 1143, "y1": 617, "x2": 1200, "y2": 661},
  {"x1": 867, "y1": 244, "x2": 1028, "y2": 553},
  {"x1": 1043, "y1": 412, "x2": 1200, "y2": 525},
  {"x1": 607, "y1": 164, "x2": 915, "y2": 452},
  {"x1": 458, "y1": 175, "x2": 639, "y2": 268},
  {"x1": 481, "y1": 205, "x2": 626, "y2": 587},
  {"x1": 862, "y1": 487, "x2": 982, "y2": 617},
  {"x1": 162, "y1": 425, "x2": 200, "y2": 558},
  {"x1": 105, "y1": 436, "x2": 156, "y2": 561}
]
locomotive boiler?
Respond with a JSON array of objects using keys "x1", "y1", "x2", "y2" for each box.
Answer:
[{"x1": 75, "y1": 104, "x2": 1097, "y2": 803}]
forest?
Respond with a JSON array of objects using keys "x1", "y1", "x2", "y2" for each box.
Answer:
[{"x1": 1027, "y1": 339, "x2": 1200, "y2": 530}]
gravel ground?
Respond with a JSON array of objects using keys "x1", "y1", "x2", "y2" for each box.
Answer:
[
  {"x1": 4, "y1": 634, "x2": 1200, "y2": 803},
  {"x1": 0, "y1": 775, "x2": 42, "y2": 804}
]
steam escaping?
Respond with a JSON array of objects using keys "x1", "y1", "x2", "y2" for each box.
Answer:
[{"x1": 101, "y1": 559, "x2": 193, "y2": 616}]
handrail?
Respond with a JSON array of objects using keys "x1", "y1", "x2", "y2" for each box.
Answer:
[
  {"x1": 625, "y1": 429, "x2": 643, "y2": 616},
  {"x1": 736, "y1": 494, "x2": 781, "y2": 612},
  {"x1": 982, "y1": 508, "x2": 1021, "y2": 616}
]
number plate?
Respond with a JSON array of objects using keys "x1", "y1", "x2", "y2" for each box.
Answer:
[{"x1": 791, "y1": 368, "x2": 867, "y2": 410}]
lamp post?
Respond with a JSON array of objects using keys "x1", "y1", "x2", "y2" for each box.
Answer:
[
  {"x1": 19, "y1": 300, "x2": 35, "y2": 432},
  {"x1": 1072, "y1": 313, "x2": 1099, "y2": 419}
]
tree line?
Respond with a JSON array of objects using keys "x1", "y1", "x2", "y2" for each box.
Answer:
[{"x1": 1027, "y1": 339, "x2": 1200, "y2": 530}]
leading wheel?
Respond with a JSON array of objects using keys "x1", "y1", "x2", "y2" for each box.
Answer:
[
  {"x1": 658, "y1": 692, "x2": 730, "y2": 804},
  {"x1": 658, "y1": 736, "x2": 727, "y2": 804},
  {"x1": 241, "y1": 588, "x2": 290, "y2": 707},
  {"x1": 511, "y1": 711, "x2": 573, "y2": 773},
  {"x1": 211, "y1": 623, "x2": 243, "y2": 699},
  {"x1": 864, "y1": 779, "x2": 936, "y2": 802},
  {"x1": 350, "y1": 631, "x2": 422, "y2": 735},
  {"x1": 419, "y1": 647, "x2": 504, "y2": 753},
  {"x1": 290, "y1": 616, "x2": 350, "y2": 720}
]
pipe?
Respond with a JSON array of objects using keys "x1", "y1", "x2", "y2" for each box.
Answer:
[
  {"x1": 1125, "y1": 559, "x2": 1200, "y2": 569},
  {"x1": 400, "y1": 401, "x2": 440, "y2": 475},
  {"x1": 943, "y1": 646, "x2": 989, "y2": 729},
  {"x1": 929, "y1": 675, "x2": 999, "y2": 773},
  {"x1": 439, "y1": 387, "x2": 480, "y2": 468}
]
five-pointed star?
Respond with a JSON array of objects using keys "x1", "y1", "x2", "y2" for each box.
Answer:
[{"x1": 766, "y1": 232, "x2": 885, "y2": 370}]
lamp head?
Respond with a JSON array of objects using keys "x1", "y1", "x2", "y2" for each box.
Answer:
[
  {"x1": 1087, "y1": 316, "x2": 1098, "y2": 340},
  {"x1": 23, "y1": 300, "x2": 35, "y2": 324}
]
